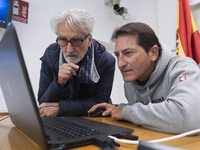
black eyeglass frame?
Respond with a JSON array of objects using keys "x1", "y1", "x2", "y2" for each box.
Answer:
[{"x1": 56, "y1": 34, "x2": 90, "y2": 47}]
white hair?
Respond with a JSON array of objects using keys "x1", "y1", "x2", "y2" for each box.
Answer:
[{"x1": 50, "y1": 8, "x2": 95, "y2": 36}]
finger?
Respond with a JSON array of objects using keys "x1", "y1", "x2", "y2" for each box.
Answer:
[
  {"x1": 88, "y1": 103, "x2": 110, "y2": 113},
  {"x1": 88, "y1": 105, "x2": 99, "y2": 113},
  {"x1": 61, "y1": 63, "x2": 79, "y2": 71},
  {"x1": 68, "y1": 63, "x2": 79, "y2": 71},
  {"x1": 45, "y1": 113, "x2": 51, "y2": 118},
  {"x1": 58, "y1": 67, "x2": 75, "y2": 82},
  {"x1": 68, "y1": 64, "x2": 79, "y2": 76},
  {"x1": 45, "y1": 108, "x2": 58, "y2": 118},
  {"x1": 102, "y1": 110, "x2": 111, "y2": 116},
  {"x1": 39, "y1": 102, "x2": 51, "y2": 108},
  {"x1": 59, "y1": 68, "x2": 72, "y2": 77},
  {"x1": 70, "y1": 68, "x2": 77, "y2": 76},
  {"x1": 39, "y1": 109, "x2": 43, "y2": 115},
  {"x1": 58, "y1": 71, "x2": 71, "y2": 86},
  {"x1": 38, "y1": 103, "x2": 45, "y2": 109},
  {"x1": 40, "y1": 109, "x2": 46, "y2": 116},
  {"x1": 58, "y1": 72, "x2": 71, "y2": 81}
]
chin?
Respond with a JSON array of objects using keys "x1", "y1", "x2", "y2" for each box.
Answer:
[
  {"x1": 123, "y1": 78, "x2": 133, "y2": 83},
  {"x1": 123, "y1": 76, "x2": 136, "y2": 83},
  {"x1": 67, "y1": 60, "x2": 78, "y2": 64},
  {"x1": 65, "y1": 57, "x2": 81, "y2": 64}
]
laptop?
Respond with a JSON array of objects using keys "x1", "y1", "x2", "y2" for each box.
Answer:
[{"x1": 0, "y1": 23, "x2": 134, "y2": 150}]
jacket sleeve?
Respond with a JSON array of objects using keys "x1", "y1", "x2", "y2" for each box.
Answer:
[
  {"x1": 121, "y1": 58, "x2": 200, "y2": 134},
  {"x1": 37, "y1": 44, "x2": 64, "y2": 104},
  {"x1": 59, "y1": 50, "x2": 116, "y2": 116}
]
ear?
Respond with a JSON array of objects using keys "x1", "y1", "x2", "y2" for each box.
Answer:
[
  {"x1": 148, "y1": 45, "x2": 159, "y2": 61},
  {"x1": 88, "y1": 34, "x2": 92, "y2": 47}
]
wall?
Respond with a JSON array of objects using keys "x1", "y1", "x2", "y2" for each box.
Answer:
[
  {"x1": 191, "y1": 1, "x2": 200, "y2": 30},
  {"x1": 0, "y1": 0, "x2": 180, "y2": 112}
]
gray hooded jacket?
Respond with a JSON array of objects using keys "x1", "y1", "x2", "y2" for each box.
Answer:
[{"x1": 121, "y1": 43, "x2": 200, "y2": 134}]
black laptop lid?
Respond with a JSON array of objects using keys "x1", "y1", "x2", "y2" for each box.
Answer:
[{"x1": 0, "y1": 24, "x2": 48, "y2": 150}]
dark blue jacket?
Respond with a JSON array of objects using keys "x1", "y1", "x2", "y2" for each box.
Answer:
[{"x1": 38, "y1": 39, "x2": 115, "y2": 116}]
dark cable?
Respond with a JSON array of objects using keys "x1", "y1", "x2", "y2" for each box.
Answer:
[{"x1": 100, "y1": 139, "x2": 120, "y2": 150}]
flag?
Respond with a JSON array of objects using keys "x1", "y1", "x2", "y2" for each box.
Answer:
[{"x1": 176, "y1": 0, "x2": 200, "y2": 65}]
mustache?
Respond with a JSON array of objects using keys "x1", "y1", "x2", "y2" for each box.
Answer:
[
  {"x1": 119, "y1": 66, "x2": 129, "y2": 71},
  {"x1": 64, "y1": 52, "x2": 78, "y2": 56}
]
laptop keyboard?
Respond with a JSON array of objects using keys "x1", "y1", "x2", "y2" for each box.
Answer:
[{"x1": 42, "y1": 117, "x2": 104, "y2": 139}]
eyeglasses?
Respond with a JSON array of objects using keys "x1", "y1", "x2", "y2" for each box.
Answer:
[{"x1": 56, "y1": 34, "x2": 90, "y2": 47}]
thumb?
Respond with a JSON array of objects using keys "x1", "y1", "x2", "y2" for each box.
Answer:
[
  {"x1": 73, "y1": 65, "x2": 79, "y2": 71},
  {"x1": 102, "y1": 110, "x2": 111, "y2": 116}
]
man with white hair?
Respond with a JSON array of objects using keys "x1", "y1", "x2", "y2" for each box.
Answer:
[{"x1": 38, "y1": 8, "x2": 115, "y2": 117}]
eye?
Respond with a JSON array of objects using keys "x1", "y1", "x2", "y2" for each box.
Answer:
[
  {"x1": 57, "y1": 37, "x2": 66, "y2": 41},
  {"x1": 71, "y1": 39, "x2": 81, "y2": 42},
  {"x1": 125, "y1": 51, "x2": 132, "y2": 56},
  {"x1": 125, "y1": 52, "x2": 130, "y2": 55},
  {"x1": 114, "y1": 52, "x2": 119, "y2": 58}
]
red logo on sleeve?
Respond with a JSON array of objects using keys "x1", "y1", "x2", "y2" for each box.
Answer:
[{"x1": 179, "y1": 76, "x2": 186, "y2": 82}]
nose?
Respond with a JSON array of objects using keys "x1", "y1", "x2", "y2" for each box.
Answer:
[
  {"x1": 65, "y1": 42, "x2": 75, "y2": 53},
  {"x1": 117, "y1": 55, "x2": 127, "y2": 69}
]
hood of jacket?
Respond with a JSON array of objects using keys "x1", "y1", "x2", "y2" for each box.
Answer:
[{"x1": 133, "y1": 43, "x2": 172, "y2": 90}]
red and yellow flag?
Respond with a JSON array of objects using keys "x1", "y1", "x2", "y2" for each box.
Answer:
[{"x1": 176, "y1": 0, "x2": 200, "y2": 65}]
